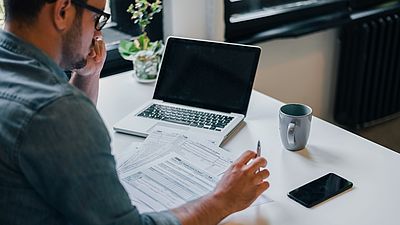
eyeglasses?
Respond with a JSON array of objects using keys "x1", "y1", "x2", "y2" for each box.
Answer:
[{"x1": 71, "y1": 0, "x2": 111, "y2": 31}]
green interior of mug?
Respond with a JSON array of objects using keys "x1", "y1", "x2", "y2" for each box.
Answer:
[{"x1": 281, "y1": 104, "x2": 312, "y2": 116}]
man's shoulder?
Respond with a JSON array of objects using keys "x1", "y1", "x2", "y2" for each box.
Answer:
[
  {"x1": 0, "y1": 65, "x2": 87, "y2": 111},
  {"x1": 0, "y1": 65, "x2": 97, "y2": 158},
  {"x1": 0, "y1": 33, "x2": 76, "y2": 111},
  {"x1": 0, "y1": 65, "x2": 94, "y2": 140}
]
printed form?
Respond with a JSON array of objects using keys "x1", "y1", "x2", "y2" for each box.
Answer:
[{"x1": 115, "y1": 126, "x2": 272, "y2": 213}]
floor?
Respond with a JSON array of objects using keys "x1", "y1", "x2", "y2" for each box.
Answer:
[{"x1": 355, "y1": 117, "x2": 400, "y2": 154}]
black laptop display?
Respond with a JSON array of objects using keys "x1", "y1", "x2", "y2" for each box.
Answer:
[{"x1": 153, "y1": 37, "x2": 261, "y2": 115}]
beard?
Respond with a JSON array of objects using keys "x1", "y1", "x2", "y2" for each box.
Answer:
[{"x1": 61, "y1": 13, "x2": 87, "y2": 70}]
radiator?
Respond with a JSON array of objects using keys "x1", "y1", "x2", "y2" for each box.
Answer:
[{"x1": 334, "y1": 12, "x2": 400, "y2": 128}]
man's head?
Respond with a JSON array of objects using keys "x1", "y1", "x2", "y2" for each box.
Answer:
[
  {"x1": 59, "y1": 0, "x2": 110, "y2": 70},
  {"x1": 4, "y1": 0, "x2": 108, "y2": 71},
  {"x1": 4, "y1": 0, "x2": 61, "y2": 24}
]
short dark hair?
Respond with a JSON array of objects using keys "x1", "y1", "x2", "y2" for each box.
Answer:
[
  {"x1": 4, "y1": 0, "x2": 86, "y2": 24},
  {"x1": 4, "y1": 0, "x2": 55, "y2": 23}
]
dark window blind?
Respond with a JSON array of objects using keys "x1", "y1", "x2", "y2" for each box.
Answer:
[{"x1": 224, "y1": 0, "x2": 348, "y2": 42}]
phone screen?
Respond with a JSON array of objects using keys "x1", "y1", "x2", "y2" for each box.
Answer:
[{"x1": 288, "y1": 173, "x2": 353, "y2": 208}]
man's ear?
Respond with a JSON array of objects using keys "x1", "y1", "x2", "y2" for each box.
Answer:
[{"x1": 53, "y1": 0, "x2": 74, "y2": 31}]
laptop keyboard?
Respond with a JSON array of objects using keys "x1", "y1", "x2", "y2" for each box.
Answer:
[{"x1": 137, "y1": 104, "x2": 234, "y2": 131}]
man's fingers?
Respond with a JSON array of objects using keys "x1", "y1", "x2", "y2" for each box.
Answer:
[
  {"x1": 254, "y1": 169, "x2": 270, "y2": 184},
  {"x1": 94, "y1": 40, "x2": 100, "y2": 53},
  {"x1": 234, "y1": 150, "x2": 257, "y2": 166},
  {"x1": 97, "y1": 40, "x2": 106, "y2": 60},
  {"x1": 245, "y1": 157, "x2": 267, "y2": 173},
  {"x1": 91, "y1": 38, "x2": 105, "y2": 62},
  {"x1": 255, "y1": 181, "x2": 270, "y2": 196},
  {"x1": 85, "y1": 47, "x2": 95, "y2": 59}
]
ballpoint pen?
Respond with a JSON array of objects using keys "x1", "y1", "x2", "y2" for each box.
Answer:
[
  {"x1": 257, "y1": 140, "x2": 261, "y2": 172},
  {"x1": 257, "y1": 140, "x2": 261, "y2": 158}
]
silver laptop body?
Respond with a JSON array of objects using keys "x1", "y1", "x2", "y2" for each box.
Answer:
[{"x1": 113, "y1": 36, "x2": 261, "y2": 144}]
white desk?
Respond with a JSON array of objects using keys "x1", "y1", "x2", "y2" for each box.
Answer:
[{"x1": 98, "y1": 71, "x2": 400, "y2": 225}]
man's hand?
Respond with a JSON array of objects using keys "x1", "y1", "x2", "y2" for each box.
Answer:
[
  {"x1": 69, "y1": 36, "x2": 106, "y2": 104},
  {"x1": 73, "y1": 36, "x2": 106, "y2": 77},
  {"x1": 212, "y1": 150, "x2": 270, "y2": 215},
  {"x1": 172, "y1": 150, "x2": 270, "y2": 225}
]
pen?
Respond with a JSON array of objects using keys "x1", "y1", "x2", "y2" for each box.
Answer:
[
  {"x1": 257, "y1": 140, "x2": 261, "y2": 172},
  {"x1": 257, "y1": 140, "x2": 261, "y2": 158}
]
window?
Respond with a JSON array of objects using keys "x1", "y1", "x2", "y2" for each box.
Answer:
[
  {"x1": 102, "y1": 0, "x2": 163, "y2": 77},
  {"x1": 0, "y1": 0, "x2": 4, "y2": 28},
  {"x1": 224, "y1": 0, "x2": 396, "y2": 43},
  {"x1": 224, "y1": 0, "x2": 348, "y2": 43},
  {"x1": 105, "y1": 0, "x2": 110, "y2": 16}
]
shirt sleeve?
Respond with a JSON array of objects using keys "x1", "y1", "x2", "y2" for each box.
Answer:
[{"x1": 17, "y1": 94, "x2": 181, "y2": 225}]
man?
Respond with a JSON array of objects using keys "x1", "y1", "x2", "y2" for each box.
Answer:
[{"x1": 0, "y1": 0, "x2": 270, "y2": 225}]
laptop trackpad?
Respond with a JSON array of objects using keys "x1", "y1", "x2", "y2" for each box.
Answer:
[
  {"x1": 147, "y1": 122, "x2": 190, "y2": 133},
  {"x1": 146, "y1": 122, "x2": 225, "y2": 145}
]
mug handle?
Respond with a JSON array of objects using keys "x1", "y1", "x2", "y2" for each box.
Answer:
[{"x1": 287, "y1": 122, "x2": 295, "y2": 146}]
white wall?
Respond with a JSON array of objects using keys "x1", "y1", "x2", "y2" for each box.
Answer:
[
  {"x1": 163, "y1": 0, "x2": 225, "y2": 41},
  {"x1": 254, "y1": 29, "x2": 340, "y2": 121},
  {"x1": 163, "y1": 0, "x2": 339, "y2": 121}
]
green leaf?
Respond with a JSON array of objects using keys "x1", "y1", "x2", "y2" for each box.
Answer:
[{"x1": 118, "y1": 39, "x2": 141, "y2": 60}]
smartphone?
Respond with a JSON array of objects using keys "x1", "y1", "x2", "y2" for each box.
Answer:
[{"x1": 287, "y1": 173, "x2": 353, "y2": 208}]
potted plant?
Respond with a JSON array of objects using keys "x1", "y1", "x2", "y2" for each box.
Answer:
[{"x1": 118, "y1": 0, "x2": 163, "y2": 83}]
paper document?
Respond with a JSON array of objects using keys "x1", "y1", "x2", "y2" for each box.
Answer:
[
  {"x1": 114, "y1": 126, "x2": 272, "y2": 212},
  {"x1": 148, "y1": 124, "x2": 225, "y2": 145}
]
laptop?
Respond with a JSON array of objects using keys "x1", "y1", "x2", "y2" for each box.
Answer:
[{"x1": 113, "y1": 36, "x2": 261, "y2": 144}]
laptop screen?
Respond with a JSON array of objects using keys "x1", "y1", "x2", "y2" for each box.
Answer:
[{"x1": 153, "y1": 37, "x2": 261, "y2": 115}]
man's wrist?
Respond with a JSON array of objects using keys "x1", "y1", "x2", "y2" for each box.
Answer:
[
  {"x1": 204, "y1": 192, "x2": 233, "y2": 219},
  {"x1": 171, "y1": 193, "x2": 231, "y2": 225},
  {"x1": 71, "y1": 71, "x2": 100, "y2": 78},
  {"x1": 69, "y1": 71, "x2": 100, "y2": 104}
]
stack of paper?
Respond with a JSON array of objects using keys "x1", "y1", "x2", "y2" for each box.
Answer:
[{"x1": 114, "y1": 126, "x2": 271, "y2": 213}]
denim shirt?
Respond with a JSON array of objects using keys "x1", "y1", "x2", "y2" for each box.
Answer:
[{"x1": 0, "y1": 30, "x2": 181, "y2": 225}]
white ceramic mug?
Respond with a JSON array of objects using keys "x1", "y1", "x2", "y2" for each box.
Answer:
[{"x1": 279, "y1": 103, "x2": 312, "y2": 151}]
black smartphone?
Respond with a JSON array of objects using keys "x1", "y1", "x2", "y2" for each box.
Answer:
[{"x1": 287, "y1": 173, "x2": 353, "y2": 208}]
